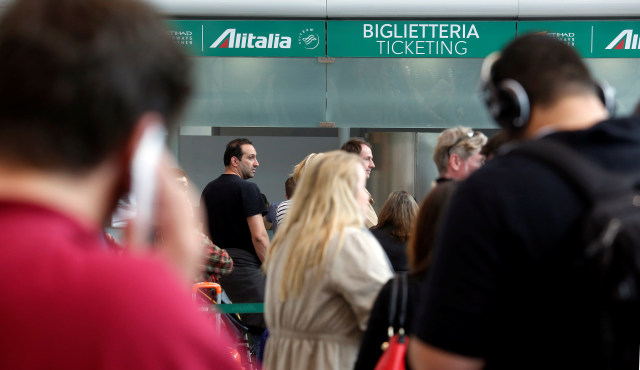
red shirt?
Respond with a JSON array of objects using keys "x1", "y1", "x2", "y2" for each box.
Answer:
[{"x1": 0, "y1": 201, "x2": 240, "y2": 369}]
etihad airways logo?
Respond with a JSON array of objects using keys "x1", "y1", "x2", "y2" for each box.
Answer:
[
  {"x1": 210, "y1": 29, "x2": 292, "y2": 49},
  {"x1": 606, "y1": 29, "x2": 640, "y2": 50}
]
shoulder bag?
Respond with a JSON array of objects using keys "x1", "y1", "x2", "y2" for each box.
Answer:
[{"x1": 374, "y1": 272, "x2": 409, "y2": 370}]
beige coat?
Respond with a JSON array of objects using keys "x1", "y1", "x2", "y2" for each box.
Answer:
[
  {"x1": 365, "y1": 202, "x2": 378, "y2": 229},
  {"x1": 365, "y1": 190, "x2": 378, "y2": 228},
  {"x1": 264, "y1": 227, "x2": 393, "y2": 370}
]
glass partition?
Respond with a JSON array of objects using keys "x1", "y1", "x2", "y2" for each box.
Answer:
[
  {"x1": 181, "y1": 57, "x2": 326, "y2": 127},
  {"x1": 586, "y1": 59, "x2": 640, "y2": 115},
  {"x1": 327, "y1": 58, "x2": 495, "y2": 128},
  {"x1": 179, "y1": 57, "x2": 640, "y2": 129}
]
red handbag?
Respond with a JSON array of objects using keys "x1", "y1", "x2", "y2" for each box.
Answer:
[{"x1": 374, "y1": 273, "x2": 409, "y2": 370}]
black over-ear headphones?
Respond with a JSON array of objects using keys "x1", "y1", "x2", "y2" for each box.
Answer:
[{"x1": 480, "y1": 52, "x2": 617, "y2": 131}]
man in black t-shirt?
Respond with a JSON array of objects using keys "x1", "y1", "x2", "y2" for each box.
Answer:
[
  {"x1": 200, "y1": 138, "x2": 269, "y2": 332},
  {"x1": 410, "y1": 34, "x2": 638, "y2": 369}
]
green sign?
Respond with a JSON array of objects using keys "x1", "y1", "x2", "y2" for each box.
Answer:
[
  {"x1": 165, "y1": 20, "x2": 325, "y2": 57},
  {"x1": 327, "y1": 21, "x2": 516, "y2": 58},
  {"x1": 518, "y1": 21, "x2": 640, "y2": 58},
  {"x1": 166, "y1": 20, "x2": 640, "y2": 59}
]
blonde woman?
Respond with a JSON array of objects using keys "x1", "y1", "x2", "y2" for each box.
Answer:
[{"x1": 263, "y1": 151, "x2": 393, "y2": 370}]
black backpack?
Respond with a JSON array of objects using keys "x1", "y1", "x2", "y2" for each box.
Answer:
[{"x1": 513, "y1": 138, "x2": 640, "y2": 370}]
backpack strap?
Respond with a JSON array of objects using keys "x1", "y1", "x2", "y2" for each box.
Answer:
[
  {"x1": 513, "y1": 137, "x2": 640, "y2": 370},
  {"x1": 510, "y1": 138, "x2": 640, "y2": 205}
]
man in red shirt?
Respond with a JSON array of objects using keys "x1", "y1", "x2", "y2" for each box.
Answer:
[{"x1": 0, "y1": 0, "x2": 240, "y2": 368}]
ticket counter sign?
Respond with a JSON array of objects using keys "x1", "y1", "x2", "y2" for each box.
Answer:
[
  {"x1": 165, "y1": 20, "x2": 325, "y2": 57},
  {"x1": 327, "y1": 21, "x2": 515, "y2": 58},
  {"x1": 518, "y1": 21, "x2": 640, "y2": 58}
]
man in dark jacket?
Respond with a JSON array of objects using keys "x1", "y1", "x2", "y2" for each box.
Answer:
[{"x1": 410, "y1": 33, "x2": 637, "y2": 370}]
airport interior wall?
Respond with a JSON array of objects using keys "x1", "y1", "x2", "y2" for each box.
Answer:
[{"x1": 3, "y1": 0, "x2": 629, "y2": 207}]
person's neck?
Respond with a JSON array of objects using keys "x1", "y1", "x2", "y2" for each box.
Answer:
[
  {"x1": 441, "y1": 172, "x2": 460, "y2": 181},
  {"x1": 524, "y1": 94, "x2": 609, "y2": 139},
  {"x1": 224, "y1": 167, "x2": 242, "y2": 178},
  {"x1": 0, "y1": 159, "x2": 120, "y2": 229}
]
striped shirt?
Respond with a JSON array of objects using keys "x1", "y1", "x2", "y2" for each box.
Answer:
[{"x1": 276, "y1": 200, "x2": 291, "y2": 226}]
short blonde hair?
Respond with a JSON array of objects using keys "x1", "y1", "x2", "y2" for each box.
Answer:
[
  {"x1": 291, "y1": 152, "x2": 324, "y2": 183},
  {"x1": 433, "y1": 126, "x2": 487, "y2": 176},
  {"x1": 265, "y1": 150, "x2": 364, "y2": 300}
]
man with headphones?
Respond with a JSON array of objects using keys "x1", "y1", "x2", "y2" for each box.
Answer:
[{"x1": 409, "y1": 33, "x2": 636, "y2": 369}]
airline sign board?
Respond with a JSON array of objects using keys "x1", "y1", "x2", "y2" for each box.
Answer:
[
  {"x1": 327, "y1": 21, "x2": 516, "y2": 58},
  {"x1": 518, "y1": 21, "x2": 640, "y2": 58},
  {"x1": 165, "y1": 20, "x2": 639, "y2": 58},
  {"x1": 165, "y1": 20, "x2": 325, "y2": 57}
]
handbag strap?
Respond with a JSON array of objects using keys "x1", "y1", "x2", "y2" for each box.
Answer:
[
  {"x1": 386, "y1": 272, "x2": 408, "y2": 338},
  {"x1": 397, "y1": 272, "x2": 408, "y2": 329},
  {"x1": 387, "y1": 274, "x2": 399, "y2": 338}
]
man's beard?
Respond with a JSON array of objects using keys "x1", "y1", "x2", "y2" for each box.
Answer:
[{"x1": 242, "y1": 168, "x2": 254, "y2": 179}]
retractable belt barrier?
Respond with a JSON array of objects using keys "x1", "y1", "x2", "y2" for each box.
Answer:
[
  {"x1": 214, "y1": 303, "x2": 264, "y2": 314},
  {"x1": 193, "y1": 282, "x2": 264, "y2": 314}
]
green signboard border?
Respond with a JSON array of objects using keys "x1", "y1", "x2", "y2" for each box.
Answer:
[{"x1": 166, "y1": 19, "x2": 640, "y2": 59}]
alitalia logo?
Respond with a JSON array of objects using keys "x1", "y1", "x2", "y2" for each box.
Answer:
[
  {"x1": 210, "y1": 29, "x2": 292, "y2": 49},
  {"x1": 606, "y1": 29, "x2": 640, "y2": 50}
]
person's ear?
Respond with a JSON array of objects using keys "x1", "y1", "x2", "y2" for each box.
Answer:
[
  {"x1": 449, "y1": 153, "x2": 461, "y2": 171},
  {"x1": 230, "y1": 155, "x2": 239, "y2": 167}
]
